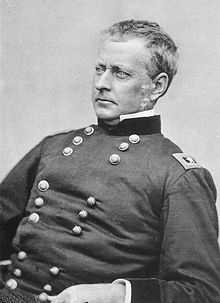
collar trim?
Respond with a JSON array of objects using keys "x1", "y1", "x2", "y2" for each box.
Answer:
[
  {"x1": 120, "y1": 109, "x2": 155, "y2": 122},
  {"x1": 98, "y1": 115, "x2": 161, "y2": 136}
]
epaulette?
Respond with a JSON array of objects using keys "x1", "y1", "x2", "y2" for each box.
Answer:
[{"x1": 172, "y1": 153, "x2": 202, "y2": 170}]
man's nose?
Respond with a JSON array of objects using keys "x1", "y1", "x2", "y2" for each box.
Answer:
[{"x1": 95, "y1": 70, "x2": 112, "y2": 91}]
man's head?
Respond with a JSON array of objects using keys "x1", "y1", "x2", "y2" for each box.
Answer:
[{"x1": 92, "y1": 19, "x2": 178, "y2": 124}]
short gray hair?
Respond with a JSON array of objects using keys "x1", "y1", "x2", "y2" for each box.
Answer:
[{"x1": 101, "y1": 20, "x2": 178, "y2": 88}]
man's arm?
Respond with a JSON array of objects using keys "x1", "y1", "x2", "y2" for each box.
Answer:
[
  {"x1": 0, "y1": 140, "x2": 42, "y2": 260},
  {"x1": 128, "y1": 167, "x2": 220, "y2": 303}
]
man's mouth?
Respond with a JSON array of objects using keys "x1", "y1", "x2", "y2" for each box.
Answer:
[{"x1": 96, "y1": 98, "x2": 116, "y2": 104}]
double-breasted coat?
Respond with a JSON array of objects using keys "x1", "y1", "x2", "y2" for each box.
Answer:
[{"x1": 0, "y1": 115, "x2": 220, "y2": 303}]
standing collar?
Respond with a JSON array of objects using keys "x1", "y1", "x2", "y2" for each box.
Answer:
[
  {"x1": 120, "y1": 109, "x2": 156, "y2": 121},
  {"x1": 98, "y1": 115, "x2": 161, "y2": 136}
]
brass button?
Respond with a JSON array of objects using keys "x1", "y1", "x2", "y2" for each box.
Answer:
[
  {"x1": 38, "y1": 180, "x2": 49, "y2": 192},
  {"x1": 49, "y1": 266, "x2": 60, "y2": 276},
  {"x1": 72, "y1": 136, "x2": 83, "y2": 145},
  {"x1": 87, "y1": 196, "x2": 96, "y2": 207},
  {"x1": 118, "y1": 142, "x2": 129, "y2": 151},
  {"x1": 109, "y1": 154, "x2": 121, "y2": 165},
  {"x1": 6, "y1": 279, "x2": 18, "y2": 290},
  {"x1": 84, "y1": 126, "x2": 94, "y2": 136},
  {"x1": 43, "y1": 284, "x2": 52, "y2": 292},
  {"x1": 72, "y1": 225, "x2": 82, "y2": 235},
  {"x1": 34, "y1": 197, "x2": 44, "y2": 207},
  {"x1": 38, "y1": 292, "x2": 48, "y2": 302},
  {"x1": 17, "y1": 251, "x2": 27, "y2": 261},
  {"x1": 129, "y1": 134, "x2": 140, "y2": 144},
  {"x1": 62, "y1": 147, "x2": 73, "y2": 156},
  {"x1": 78, "y1": 210, "x2": 88, "y2": 219},
  {"x1": 13, "y1": 268, "x2": 22, "y2": 277},
  {"x1": 28, "y1": 213, "x2": 40, "y2": 223}
]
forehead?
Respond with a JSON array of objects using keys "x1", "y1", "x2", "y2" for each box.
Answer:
[{"x1": 97, "y1": 38, "x2": 149, "y2": 69}]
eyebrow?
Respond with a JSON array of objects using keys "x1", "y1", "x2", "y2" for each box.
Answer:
[{"x1": 96, "y1": 62, "x2": 134, "y2": 72}]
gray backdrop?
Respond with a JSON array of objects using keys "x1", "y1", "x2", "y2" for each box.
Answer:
[{"x1": 1, "y1": 0, "x2": 220, "y2": 232}]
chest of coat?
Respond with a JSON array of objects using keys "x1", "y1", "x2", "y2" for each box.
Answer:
[{"x1": 29, "y1": 136, "x2": 161, "y2": 230}]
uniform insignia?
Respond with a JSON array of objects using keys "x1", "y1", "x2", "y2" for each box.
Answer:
[{"x1": 172, "y1": 153, "x2": 201, "y2": 170}]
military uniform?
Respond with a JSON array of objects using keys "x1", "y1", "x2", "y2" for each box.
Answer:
[{"x1": 0, "y1": 115, "x2": 220, "y2": 303}]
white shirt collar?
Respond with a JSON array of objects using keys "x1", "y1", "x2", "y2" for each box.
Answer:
[{"x1": 120, "y1": 109, "x2": 156, "y2": 122}]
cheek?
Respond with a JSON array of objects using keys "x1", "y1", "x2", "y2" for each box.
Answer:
[
  {"x1": 121, "y1": 82, "x2": 144, "y2": 99},
  {"x1": 133, "y1": 83, "x2": 144, "y2": 95}
]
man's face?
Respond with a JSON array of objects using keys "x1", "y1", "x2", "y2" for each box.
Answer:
[{"x1": 92, "y1": 38, "x2": 154, "y2": 123}]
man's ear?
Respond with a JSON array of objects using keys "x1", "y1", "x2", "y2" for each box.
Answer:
[{"x1": 150, "y1": 72, "x2": 169, "y2": 102}]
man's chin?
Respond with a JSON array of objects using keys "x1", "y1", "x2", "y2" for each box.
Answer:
[
  {"x1": 102, "y1": 117, "x2": 120, "y2": 126},
  {"x1": 95, "y1": 111, "x2": 120, "y2": 125}
]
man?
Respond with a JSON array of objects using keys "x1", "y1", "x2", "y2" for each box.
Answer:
[{"x1": 0, "y1": 19, "x2": 220, "y2": 303}]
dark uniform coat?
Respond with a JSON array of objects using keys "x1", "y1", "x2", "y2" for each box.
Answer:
[{"x1": 0, "y1": 116, "x2": 220, "y2": 303}]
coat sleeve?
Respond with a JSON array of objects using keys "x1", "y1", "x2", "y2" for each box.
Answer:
[
  {"x1": 128, "y1": 168, "x2": 220, "y2": 303},
  {"x1": 0, "y1": 141, "x2": 43, "y2": 260}
]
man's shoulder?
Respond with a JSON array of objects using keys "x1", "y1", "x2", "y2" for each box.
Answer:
[
  {"x1": 40, "y1": 125, "x2": 95, "y2": 152},
  {"x1": 44, "y1": 128, "x2": 77, "y2": 141},
  {"x1": 145, "y1": 134, "x2": 182, "y2": 163},
  {"x1": 142, "y1": 135, "x2": 216, "y2": 205},
  {"x1": 160, "y1": 136, "x2": 202, "y2": 170},
  {"x1": 148, "y1": 134, "x2": 204, "y2": 177}
]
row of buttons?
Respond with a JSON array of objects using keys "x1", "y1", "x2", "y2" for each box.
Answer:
[
  {"x1": 62, "y1": 140, "x2": 131, "y2": 157},
  {"x1": 73, "y1": 126, "x2": 95, "y2": 145},
  {"x1": 33, "y1": 181, "x2": 96, "y2": 233},
  {"x1": 62, "y1": 126, "x2": 95, "y2": 155},
  {"x1": 6, "y1": 197, "x2": 97, "y2": 295},
  {"x1": 108, "y1": 135, "x2": 140, "y2": 165},
  {"x1": 36, "y1": 182, "x2": 96, "y2": 207},
  {"x1": 29, "y1": 196, "x2": 95, "y2": 235},
  {"x1": 6, "y1": 265, "x2": 59, "y2": 289},
  {"x1": 17, "y1": 251, "x2": 60, "y2": 276},
  {"x1": 6, "y1": 277, "x2": 49, "y2": 302},
  {"x1": 6, "y1": 127, "x2": 98, "y2": 301},
  {"x1": 70, "y1": 196, "x2": 96, "y2": 236},
  {"x1": 8, "y1": 175, "x2": 91, "y2": 294},
  {"x1": 63, "y1": 133, "x2": 141, "y2": 166},
  {"x1": 37, "y1": 179, "x2": 96, "y2": 208}
]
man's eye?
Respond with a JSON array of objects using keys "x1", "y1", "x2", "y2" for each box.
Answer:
[
  {"x1": 115, "y1": 71, "x2": 130, "y2": 79},
  {"x1": 95, "y1": 66, "x2": 105, "y2": 75}
]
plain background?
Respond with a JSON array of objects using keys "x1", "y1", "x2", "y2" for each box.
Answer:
[{"x1": 1, "y1": 0, "x2": 220, "y2": 235}]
